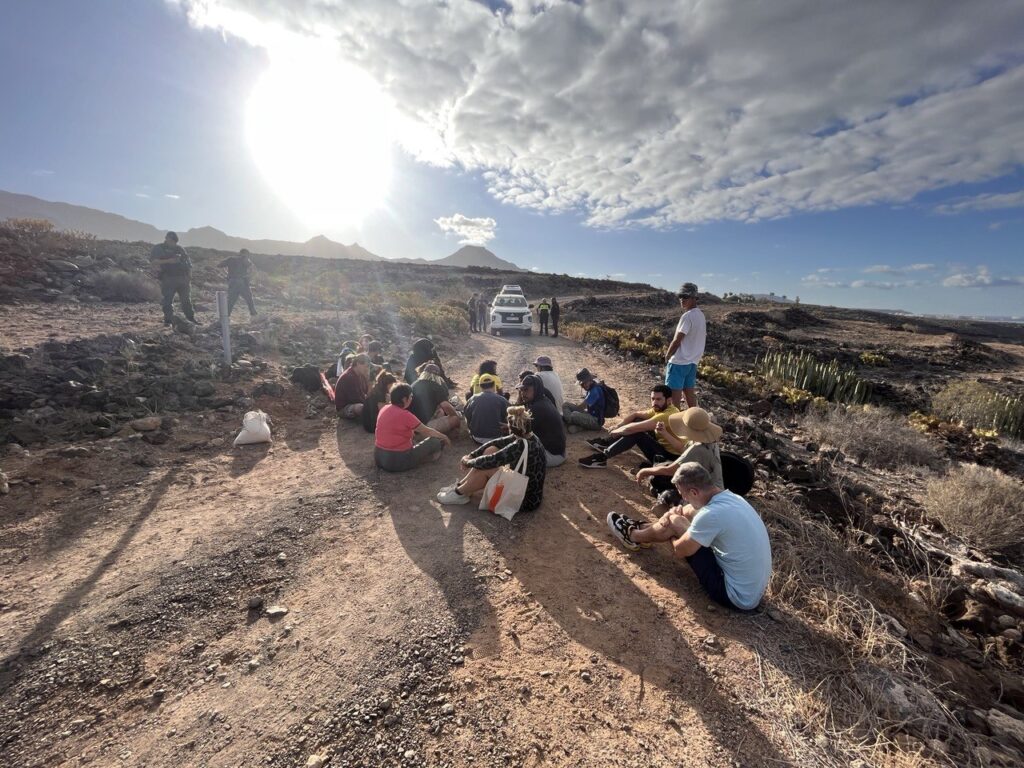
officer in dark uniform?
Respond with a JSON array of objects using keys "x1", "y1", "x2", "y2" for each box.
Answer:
[
  {"x1": 218, "y1": 248, "x2": 257, "y2": 317},
  {"x1": 149, "y1": 231, "x2": 195, "y2": 324}
]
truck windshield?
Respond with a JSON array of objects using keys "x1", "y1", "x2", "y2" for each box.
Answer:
[{"x1": 494, "y1": 296, "x2": 527, "y2": 308}]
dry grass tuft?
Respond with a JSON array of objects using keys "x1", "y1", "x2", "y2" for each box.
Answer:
[
  {"x1": 91, "y1": 270, "x2": 161, "y2": 303},
  {"x1": 801, "y1": 405, "x2": 943, "y2": 468},
  {"x1": 922, "y1": 463, "x2": 1024, "y2": 552}
]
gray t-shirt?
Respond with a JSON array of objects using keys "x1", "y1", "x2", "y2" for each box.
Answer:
[
  {"x1": 465, "y1": 391, "x2": 509, "y2": 441},
  {"x1": 686, "y1": 490, "x2": 772, "y2": 610},
  {"x1": 672, "y1": 442, "x2": 723, "y2": 489}
]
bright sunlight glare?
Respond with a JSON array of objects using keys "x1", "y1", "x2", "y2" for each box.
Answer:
[{"x1": 246, "y1": 56, "x2": 394, "y2": 230}]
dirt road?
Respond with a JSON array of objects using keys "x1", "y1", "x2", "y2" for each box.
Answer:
[{"x1": 1, "y1": 330, "x2": 800, "y2": 768}]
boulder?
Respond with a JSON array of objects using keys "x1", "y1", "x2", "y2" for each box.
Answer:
[
  {"x1": 7, "y1": 422, "x2": 46, "y2": 446},
  {"x1": 130, "y1": 416, "x2": 162, "y2": 432}
]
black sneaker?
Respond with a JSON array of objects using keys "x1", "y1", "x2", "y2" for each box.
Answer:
[
  {"x1": 585, "y1": 437, "x2": 610, "y2": 450},
  {"x1": 607, "y1": 512, "x2": 639, "y2": 551},
  {"x1": 578, "y1": 454, "x2": 607, "y2": 469}
]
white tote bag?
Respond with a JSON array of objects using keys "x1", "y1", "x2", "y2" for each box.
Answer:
[
  {"x1": 233, "y1": 410, "x2": 273, "y2": 446},
  {"x1": 479, "y1": 438, "x2": 529, "y2": 521}
]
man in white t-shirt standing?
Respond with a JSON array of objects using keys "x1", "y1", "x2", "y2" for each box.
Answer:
[{"x1": 664, "y1": 281, "x2": 706, "y2": 408}]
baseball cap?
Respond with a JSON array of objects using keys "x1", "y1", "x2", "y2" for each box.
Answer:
[
  {"x1": 516, "y1": 374, "x2": 542, "y2": 390},
  {"x1": 534, "y1": 355, "x2": 553, "y2": 368},
  {"x1": 478, "y1": 373, "x2": 497, "y2": 388},
  {"x1": 575, "y1": 367, "x2": 594, "y2": 383},
  {"x1": 677, "y1": 282, "x2": 698, "y2": 298}
]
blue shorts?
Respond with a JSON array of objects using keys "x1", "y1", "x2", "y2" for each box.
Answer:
[{"x1": 665, "y1": 362, "x2": 697, "y2": 390}]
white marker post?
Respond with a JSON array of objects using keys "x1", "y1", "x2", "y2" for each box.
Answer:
[{"x1": 217, "y1": 290, "x2": 232, "y2": 365}]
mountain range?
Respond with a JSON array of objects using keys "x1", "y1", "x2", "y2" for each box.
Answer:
[{"x1": 0, "y1": 190, "x2": 524, "y2": 271}]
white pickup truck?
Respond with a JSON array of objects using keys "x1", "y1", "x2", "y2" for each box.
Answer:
[{"x1": 489, "y1": 292, "x2": 533, "y2": 335}]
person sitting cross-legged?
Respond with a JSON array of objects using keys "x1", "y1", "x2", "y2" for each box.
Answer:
[
  {"x1": 375, "y1": 384, "x2": 452, "y2": 472},
  {"x1": 411, "y1": 363, "x2": 462, "y2": 435},
  {"x1": 436, "y1": 406, "x2": 546, "y2": 511},
  {"x1": 335, "y1": 353, "x2": 371, "y2": 420},
  {"x1": 606, "y1": 462, "x2": 772, "y2": 611},
  {"x1": 579, "y1": 384, "x2": 680, "y2": 468},
  {"x1": 465, "y1": 374, "x2": 509, "y2": 444},
  {"x1": 561, "y1": 367, "x2": 605, "y2": 432}
]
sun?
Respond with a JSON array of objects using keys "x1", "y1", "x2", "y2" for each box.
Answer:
[{"x1": 246, "y1": 56, "x2": 394, "y2": 229}]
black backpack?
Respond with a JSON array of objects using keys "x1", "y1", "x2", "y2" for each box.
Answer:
[
  {"x1": 598, "y1": 380, "x2": 620, "y2": 418},
  {"x1": 721, "y1": 451, "x2": 755, "y2": 496}
]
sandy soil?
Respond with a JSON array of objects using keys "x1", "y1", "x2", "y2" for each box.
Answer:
[{"x1": 0, "y1": 326, "x2": 816, "y2": 768}]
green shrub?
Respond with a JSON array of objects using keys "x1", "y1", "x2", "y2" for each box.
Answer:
[
  {"x1": 931, "y1": 380, "x2": 1024, "y2": 438},
  {"x1": 757, "y1": 350, "x2": 871, "y2": 405},
  {"x1": 859, "y1": 351, "x2": 890, "y2": 367},
  {"x1": 399, "y1": 305, "x2": 468, "y2": 338},
  {"x1": 923, "y1": 464, "x2": 1024, "y2": 551},
  {"x1": 91, "y1": 270, "x2": 161, "y2": 303}
]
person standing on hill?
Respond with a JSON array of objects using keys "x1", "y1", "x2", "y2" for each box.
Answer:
[
  {"x1": 468, "y1": 293, "x2": 479, "y2": 333},
  {"x1": 149, "y1": 231, "x2": 195, "y2": 325},
  {"x1": 218, "y1": 248, "x2": 257, "y2": 318},
  {"x1": 477, "y1": 293, "x2": 489, "y2": 332},
  {"x1": 537, "y1": 297, "x2": 551, "y2": 336},
  {"x1": 550, "y1": 297, "x2": 560, "y2": 337},
  {"x1": 664, "y1": 282, "x2": 706, "y2": 409}
]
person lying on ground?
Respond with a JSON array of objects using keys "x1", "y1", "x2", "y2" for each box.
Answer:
[
  {"x1": 411, "y1": 364, "x2": 462, "y2": 435},
  {"x1": 405, "y1": 337, "x2": 455, "y2": 387},
  {"x1": 335, "y1": 354, "x2": 371, "y2": 419},
  {"x1": 375, "y1": 384, "x2": 452, "y2": 472},
  {"x1": 516, "y1": 374, "x2": 566, "y2": 467},
  {"x1": 361, "y1": 370, "x2": 397, "y2": 434},
  {"x1": 579, "y1": 384, "x2": 680, "y2": 468},
  {"x1": 607, "y1": 462, "x2": 771, "y2": 611},
  {"x1": 561, "y1": 367, "x2": 605, "y2": 432},
  {"x1": 466, "y1": 359, "x2": 504, "y2": 399},
  {"x1": 533, "y1": 355, "x2": 564, "y2": 410},
  {"x1": 635, "y1": 407, "x2": 723, "y2": 506},
  {"x1": 436, "y1": 406, "x2": 546, "y2": 510},
  {"x1": 465, "y1": 374, "x2": 509, "y2": 444}
]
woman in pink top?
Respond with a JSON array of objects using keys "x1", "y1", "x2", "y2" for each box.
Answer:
[{"x1": 375, "y1": 384, "x2": 452, "y2": 472}]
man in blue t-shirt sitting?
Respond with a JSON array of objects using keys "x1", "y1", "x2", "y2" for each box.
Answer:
[
  {"x1": 561, "y1": 367, "x2": 605, "y2": 432},
  {"x1": 606, "y1": 462, "x2": 772, "y2": 611}
]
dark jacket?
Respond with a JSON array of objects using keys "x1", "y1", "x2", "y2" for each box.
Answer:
[
  {"x1": 150, "y1": 242, "x2": 192, "y2": 280},
  {"x1": 404, "y1": 338, "x2": 453, "y2": 386},
  {"x1": 411, "y1": 376, "x2": 449, "y2": 424},
  {"x1": 525, "y1": 376, "x2": 566, "y2": 457}
]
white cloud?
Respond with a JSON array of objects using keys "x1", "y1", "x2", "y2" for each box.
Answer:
[
  {"x1": 135, "y1": 192, "x2": 150, "y2": 198},
  {"x1": 434, "y1": 213, "x2": 497, "y2": 245},
  {"x1": 942, "y1": 266, "x2": 1024, "y2": 288},
  {"x1": 177, "y1": 1, "x2": 1024, "y2": 229},
  {"x1": 31, "y1": 169, "x2": 54, "y2": 177},
  {"x1": 864, "y1": 263, "x2": 935, "y2": 275},
  {"x1": 165, "y1": 193, "x2": 181, "y2": 200},
  {"x1": 936, "y1": 190, "x2": 1024, "y2": 215},
  {"x1": 802, "y1": 274, "x2": 848, "y2": 288}
]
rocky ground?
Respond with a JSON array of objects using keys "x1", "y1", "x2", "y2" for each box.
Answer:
[{"x1": 2, "y1": 227, "x2": 1024, "y2": 767}]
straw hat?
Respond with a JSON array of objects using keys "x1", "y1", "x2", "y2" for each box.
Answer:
[{"x1": 667, "y1": 407, "x2": 722, "y2": 444}]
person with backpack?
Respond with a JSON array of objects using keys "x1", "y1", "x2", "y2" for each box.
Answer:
[
  {"x1": 562, "y1": 367, "x2": 609, "y2": 432},
  {"x1": 435, "y1": 406, "x2": 546, "y2": 511},
  {"x1": 578, "y1": 384, "x2": 681, "y2": 468},
  {"x1": 537, "y1": 298, "x2": 551, "y2": 336}
]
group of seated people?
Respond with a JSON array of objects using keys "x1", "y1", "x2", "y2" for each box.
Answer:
[{"x1": 330, "y1": 335, "x2": 772, "y2": 612}]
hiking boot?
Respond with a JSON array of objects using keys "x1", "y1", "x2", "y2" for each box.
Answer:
[
  {"x1": 578, "y1": 454, "x2": 607, "y2": 469},
  {"x1": 607, "y1": 512, "x2": 640, "y2": 551},
  {"x1": 437, "y1": 487, "x2": 470, "y2": 505}
]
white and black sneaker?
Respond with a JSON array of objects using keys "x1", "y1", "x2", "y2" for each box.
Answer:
[
  {"x1": 607, "y1": 512, "x2": 640, "y2": 551},
  {"x1": 578, "y1": 454, "x2": 608, "y2": 469},
  {"x1": 586, "y1": 437, "x2": 611, "y2": 450}
]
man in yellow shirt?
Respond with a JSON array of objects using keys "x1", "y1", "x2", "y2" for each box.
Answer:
[{"x1": 579, "y1": 384, "x2": 681, "y2": 468}]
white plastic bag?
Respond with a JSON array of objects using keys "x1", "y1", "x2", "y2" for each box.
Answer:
[
  {"x1": 479, "y1": 438, "x2": 529, "y2": 521},
  {"x1": 233, "y1": 410, "x2": 273, "y2": 446}
]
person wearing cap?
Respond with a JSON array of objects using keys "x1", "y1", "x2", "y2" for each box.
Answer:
[
  {"x1": 466, "y1": 360, "x2": 504, "y2": 399},
  {"x1": 465, "y1": 374, "x2": 509, "y2": 444},
  {"x1": 636, "y1": 407, "x2": 724, "y2": 506},
  {"x1": 436, "y1": 406, "x2": 547, "y2": 511},
  {"x1": 218, "y1": 248, "x2": 257, "y2": 318},
  {"x1": 411, "y1": 363, "x2": 462, "y2": 435},
  {"x1": 579, "y1": 384, "x2": 680, "y2": 468},
  {"x1": 533, "y1": 355, "x2": 564, "y2": 410},
  {"x1": 149, "y1": 231, "x2": 195, "y2": 325},
  {"x1": 561, "y1": 367, "x2": 605, "y2": 431},
  {"x1": 517, "y1": 373, "x2": 566, "y2": 466},
  {"x1": 664, "y1": 281, "x2": 706, "y2": 409},
  {"x1": 537, "y1": 298, "x2": 551, "y2": 335},
  {"x1": 607, "y1": 462, "x2": 772, "y2": 611}
]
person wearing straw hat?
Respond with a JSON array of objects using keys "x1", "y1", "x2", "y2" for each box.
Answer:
[
  {"x1": 635, "y1": 407, "x2": 724, "y2": 503},
  {"x1": 606, "y1": 462, "x2": 772, "y2": 611},
  {"x1": 436, "y1": 406, "x2": 547, "y2": 511}
]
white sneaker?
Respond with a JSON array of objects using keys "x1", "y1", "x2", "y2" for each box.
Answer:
[{"x1": 437, "y1": 487, "x2": 470, "y2": 505}]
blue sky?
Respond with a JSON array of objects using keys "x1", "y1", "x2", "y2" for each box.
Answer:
[{"x1": 2, "y1": 0, "x2": 1023, "y2": 317}]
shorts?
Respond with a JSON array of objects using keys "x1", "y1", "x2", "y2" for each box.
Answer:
[
  {"x1": 685, "y1": 546, "x2": 738, "y2": 610},
  {"x1": 665, "y1": 362, "x2": 697, "y2": 390}
]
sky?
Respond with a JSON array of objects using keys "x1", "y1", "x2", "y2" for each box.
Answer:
[{"x1": 1, "y1": 0, "x2": 1023, "y2": 318}]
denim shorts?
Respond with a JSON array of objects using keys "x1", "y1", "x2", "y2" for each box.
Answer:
[{"x1": 665, "y1": 362, "x2": 697, "y2": 390}]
